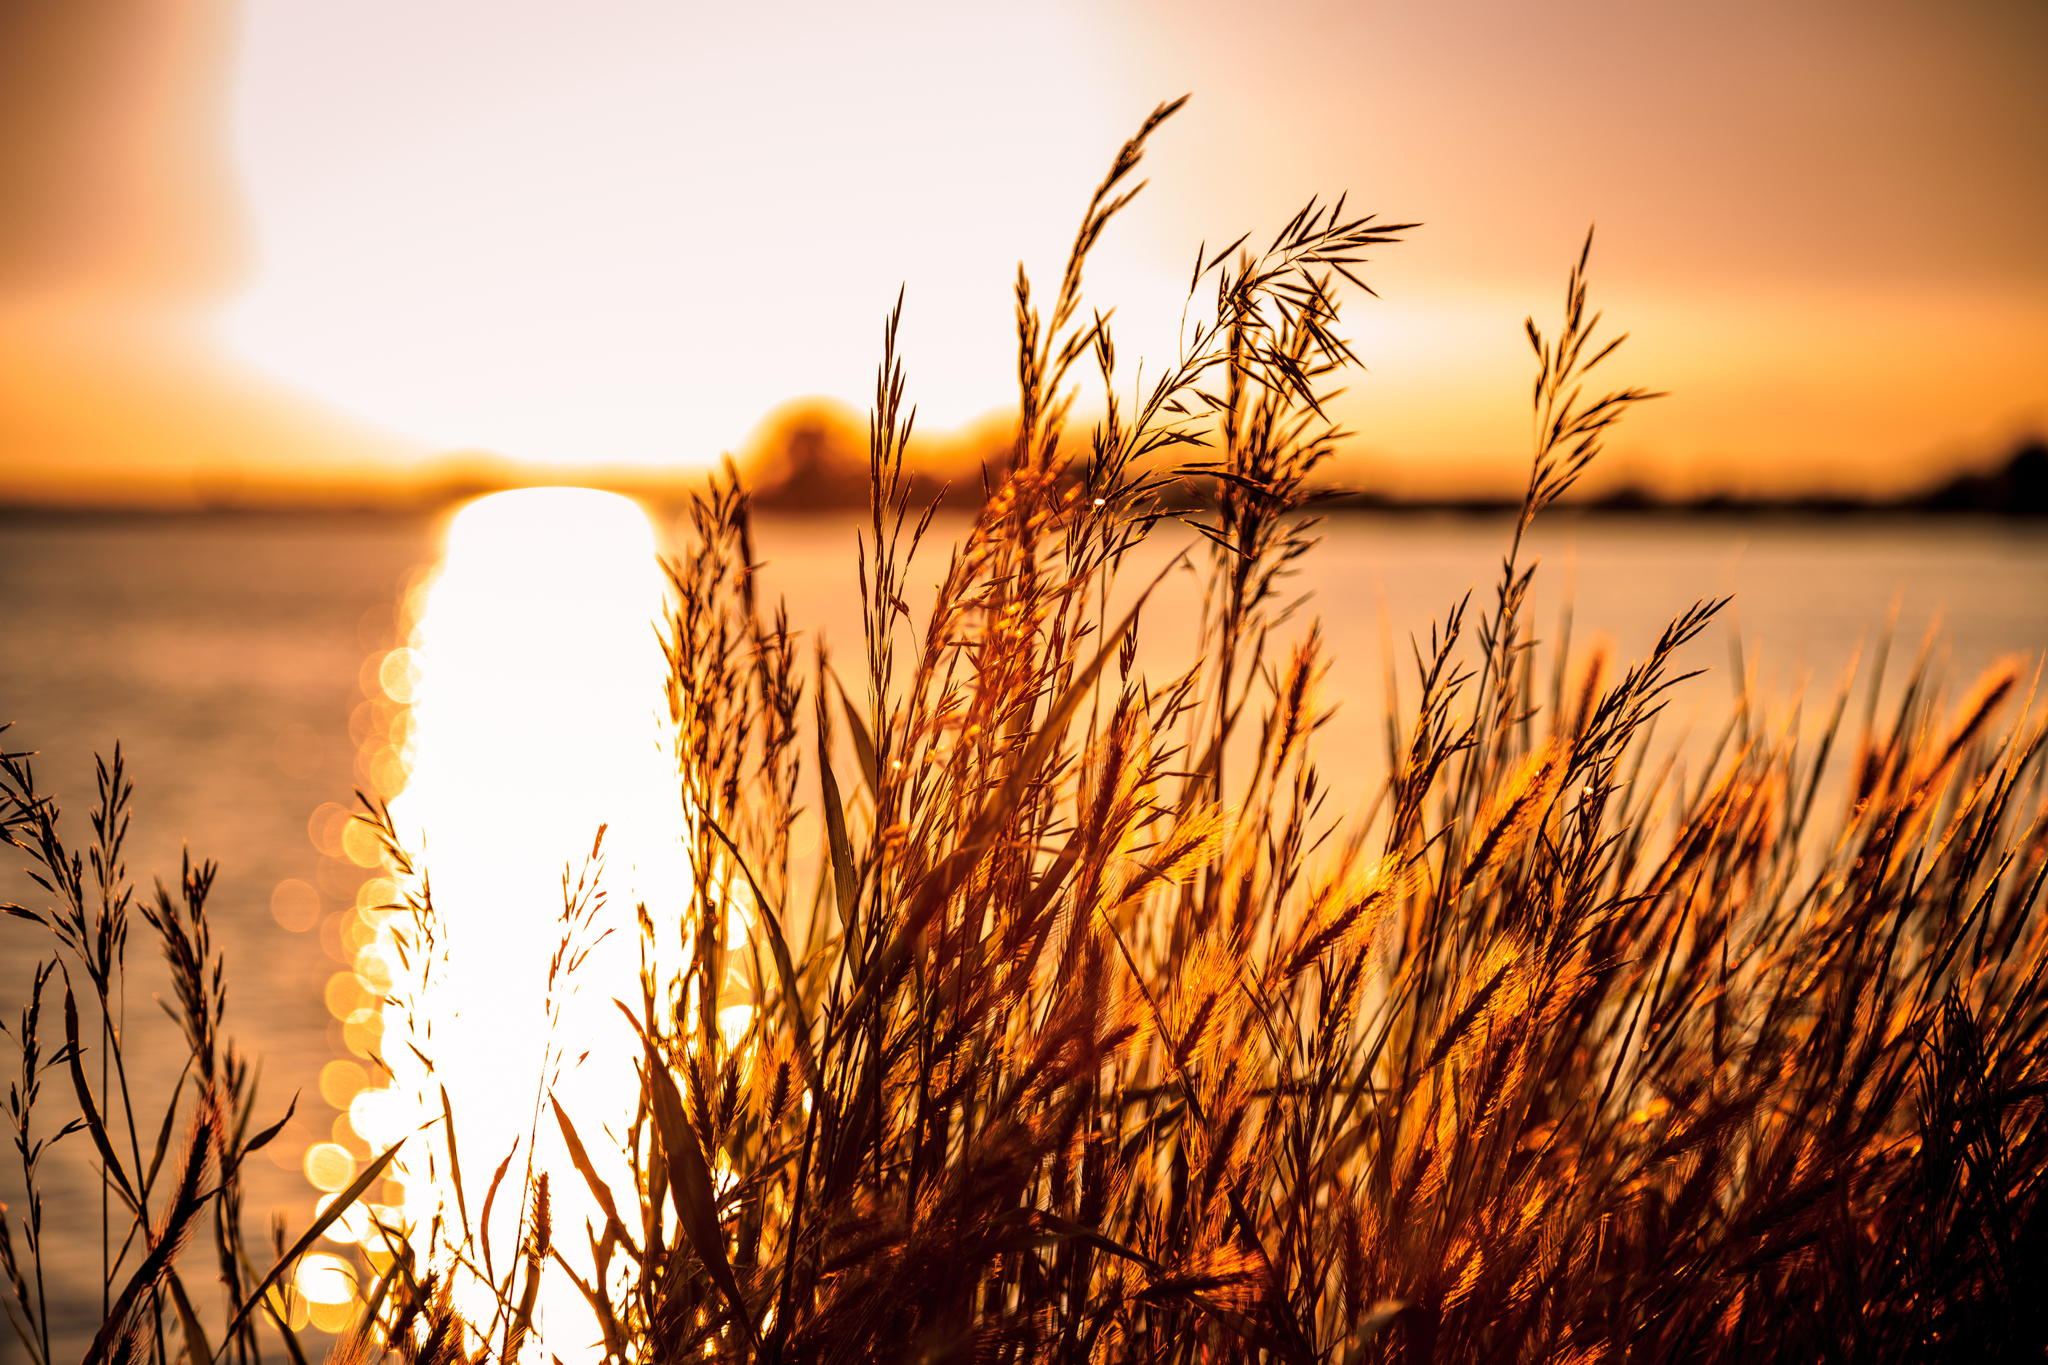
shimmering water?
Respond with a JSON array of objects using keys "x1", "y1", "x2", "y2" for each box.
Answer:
[{"x1": 2, "y1": 507, "x2": 2043, "y2": 1353}]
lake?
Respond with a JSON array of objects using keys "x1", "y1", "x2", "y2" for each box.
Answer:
[{"x1": 2, "y1": 505, "x2": 2043, "y2": 1352}]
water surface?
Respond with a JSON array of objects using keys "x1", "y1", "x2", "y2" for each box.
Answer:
[{"x1": 1, "y1": 507, "x2": 2042, "y2": 1350}]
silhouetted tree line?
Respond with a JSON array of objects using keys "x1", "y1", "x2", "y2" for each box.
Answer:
[{"x1": 748, "y1": 426, "x2": 2048, "y2": 518}]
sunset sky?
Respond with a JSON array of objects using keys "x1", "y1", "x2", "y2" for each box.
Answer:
[{"x1": 1, "y1": 0, "x2": 2041, "y2": 504}]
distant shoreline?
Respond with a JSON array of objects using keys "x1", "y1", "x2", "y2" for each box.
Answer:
[
  {"x1": 3, "y1": 497, "x2": 2042, "y2": 526},
  {"x1": 3, "y1": 436, "x2": 2040, "y2": 523}
]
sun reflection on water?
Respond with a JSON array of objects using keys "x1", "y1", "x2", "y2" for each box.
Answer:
[{"x1": 301, "y1": 487, "x2": 699, "y2": 1354}]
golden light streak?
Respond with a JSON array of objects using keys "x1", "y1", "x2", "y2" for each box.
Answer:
[{"x1": 303, "y1": 488, "x2": 703, "y2": 1356}]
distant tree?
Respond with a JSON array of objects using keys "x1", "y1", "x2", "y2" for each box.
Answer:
[
  {"x1": 751, "y1": 418, "x2": 870, "y2": 509},
  {"x1": 1919, "y1": 436, "x2": 2048, "y2": 515}
]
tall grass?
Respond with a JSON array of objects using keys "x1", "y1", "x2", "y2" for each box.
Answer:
[
  {"x1": 8, "y1": 99, "x2": 2047, "y2": 1362},
  {"x1": 1, "y1": 740, "x2": 387, "y2": 1365}
]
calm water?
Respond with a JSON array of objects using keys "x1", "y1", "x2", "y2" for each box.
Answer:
[{"x1": 1, "y1": 507, "x2": 2044, "y2": 1351}]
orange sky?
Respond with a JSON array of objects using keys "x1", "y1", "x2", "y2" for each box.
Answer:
[{"x1": 1, "y1": 0, "x2": 2042, "y2": 505}]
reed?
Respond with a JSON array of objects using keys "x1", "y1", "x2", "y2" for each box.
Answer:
[{"x1": 7, "y1": 99, "x2": 2046, "y2": 1363}]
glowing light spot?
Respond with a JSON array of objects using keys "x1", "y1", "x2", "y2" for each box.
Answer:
[
  {"x1": 263, "y1": 1281, "x2": 311, "y2": 1333},
  {"x1": 339, "y1": 913, "x2": 375, "y2": 956},
  {"x1": 349, "y1": 1087, "x2": 407, "y2": 1149},
  {"x1": 296, "y1": 1254, "x2": 358, "y2": 1335},
  {"x1": 314, "y1": 1193, "x2": 372, "y2": 1247},
  {"x1": 352, "y1": 943, "x2": 396, "y2": 993},
  {"x1": 340, "y1": 1008, "x2": 383, "y2": 1060},
  {"x1": 319, "y1": 1060, "x2": 369, "y2": 1110},
  {"x1": 307, "y1": 803, "x2": 352, "y2": 858},
  {"x1": 378, "y1": 647, "x2": 423, "y2": 704},
  {"x1": 310, "y1": 1300, "x2": 355, "y2": 1333},
  {"x1": 324, "y1": 973, "x2": 368, "y2": 1021},
  {"x1": 367, "y1": 747, "x2": 408, "y2": 798},
  {"x1": 354, "y1": 877, "x2": 400, "y2": 913},
  {"x1": 331, "y1": 1114, "x2": 365, "y2": 1153},
  {"x1": 304, "y1": 1143, "x2": 358, "y2": 1193},
  {"x1": 341, "y1": 817, "x2": 387, "y2": 868}
]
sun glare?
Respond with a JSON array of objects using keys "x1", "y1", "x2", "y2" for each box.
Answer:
[
  {"x1": 306, "y1": 488, "x2": 694, "y2": 1353},
  {"x1": 214, "y1": 2, "x2": 1136, "y2": 474}
]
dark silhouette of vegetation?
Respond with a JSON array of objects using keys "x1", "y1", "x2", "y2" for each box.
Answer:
[{"x1": 1916, "y1": 437, "x2": 2048, "y2": 517}]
